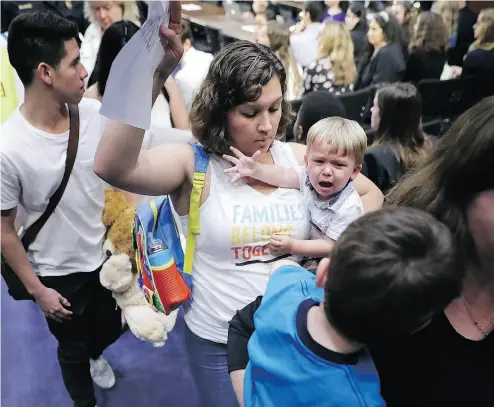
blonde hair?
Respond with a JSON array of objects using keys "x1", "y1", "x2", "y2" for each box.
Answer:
[
  {"x1": 432, "y1": 0, "x2": 460, "y2": 39},
  {"x1": 317, "y1": 21, "x2": 357, "y2": 86},
  {"x1": 84, "y1": 0, "x2": 141, "y2": 27},
  {"x1": 306, "y1": 117, "x2": 367, "y2": 165},
  {"x1": 266, "y1": 22, "x2": 302, "y2": 97},
  {"x1": 470, "y1": 8, "x2": 494, "y2": 51}
]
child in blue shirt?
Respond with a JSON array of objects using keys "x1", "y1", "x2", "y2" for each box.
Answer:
[{"x1": 228, "y1": 207, "x2": 463, "y2": 407}]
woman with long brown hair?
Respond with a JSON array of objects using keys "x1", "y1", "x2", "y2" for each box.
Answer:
[
  {"x1": 404, "y1": 11, "x2": 449, "y2": 82},
  {"x1": 257, "y1": 21, "x2": 302, "y2": 100},
  {"x1": 363, "y1": 82, "x2": 433, "y2": 193},
  {"x1": 369, "y1": 95, "x2": 494, "y2": 407},
  {"x1": 303, "y1": 21, "x2": 356, "y2": 95}
]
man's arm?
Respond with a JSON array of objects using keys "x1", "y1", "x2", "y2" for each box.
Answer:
[
  {"x1": 1, "y1": 208, "x2": 43, "y2": 295},
  {"x1": 1, "y1": 208, "x2": 72, "y2": 322}
]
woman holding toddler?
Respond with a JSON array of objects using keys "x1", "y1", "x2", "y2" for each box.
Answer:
[{"x1": 93, "y1": 2, "x2": 382, "y2": 406}]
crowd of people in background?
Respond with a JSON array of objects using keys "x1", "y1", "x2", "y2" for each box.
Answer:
[{"x1": 1, "y1": 1, "x2": 494, "y2": 407}]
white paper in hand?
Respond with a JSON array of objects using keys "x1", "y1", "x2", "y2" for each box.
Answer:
[{"x1": 100, "y1": 0, "x2": 170, "y2": 130}]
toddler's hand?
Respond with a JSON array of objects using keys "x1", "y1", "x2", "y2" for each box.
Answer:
[
  {"x1": 222, "y1": 146, "x2": 261, "y2": 183},
  {"x1": 269, "y1": 233, "x2": 293, "y2": 254}
]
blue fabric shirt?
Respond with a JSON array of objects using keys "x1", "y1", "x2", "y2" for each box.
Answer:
[{"x1": 244, "y1": 265, "x2": 385, "y2": 407}]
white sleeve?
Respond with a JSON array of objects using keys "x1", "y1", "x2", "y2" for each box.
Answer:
[
  {"x1": 1, "y1": 150, "x2": 20, "y2": 210},
  {"x1": 325, "y1": 204, "x2": 364, "y2": 241}
]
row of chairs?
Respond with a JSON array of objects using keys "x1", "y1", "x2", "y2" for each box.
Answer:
[{"x1": 290, "y1": 76, "x2": 494, "y2": 139}]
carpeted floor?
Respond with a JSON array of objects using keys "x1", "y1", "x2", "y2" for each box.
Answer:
[{"x1": 1, "y1": 280, "x2": 201, "y2": 407}]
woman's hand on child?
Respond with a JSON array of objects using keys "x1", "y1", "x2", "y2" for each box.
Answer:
[
  {"x1": 269, "y1": 233, "x2": 293, "y2": 254},
  {"x1": 223, "y1": 146, "x2": 262, "y2": 183}
]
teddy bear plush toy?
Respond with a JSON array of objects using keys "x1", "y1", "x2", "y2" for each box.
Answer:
[{"x1": 100, "y1": 189, "x2": 178, "y2": 347}]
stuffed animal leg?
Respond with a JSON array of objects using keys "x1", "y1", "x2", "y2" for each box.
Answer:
[{"x1": 100, "y1": 251, "x2": 178, "y2": 347}]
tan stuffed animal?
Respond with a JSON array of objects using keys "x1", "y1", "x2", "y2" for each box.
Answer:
[{"x1": 100, "y1": 189, "x2": 178, "y2": 347}]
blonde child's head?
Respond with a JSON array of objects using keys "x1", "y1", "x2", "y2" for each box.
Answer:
[{"x1": 304, "y1": 117, "x2": 367, "y2": 200}]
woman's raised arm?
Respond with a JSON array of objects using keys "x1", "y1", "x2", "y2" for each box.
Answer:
[{"x1": 93, "y1": 3, "x2": 189, "y2": 196}]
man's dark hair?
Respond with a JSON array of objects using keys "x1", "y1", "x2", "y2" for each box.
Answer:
[
  {"x1": 304, "y1": 1, "x2": 326, "y2": 23},
  {"x1": 181, "y1": 19, "x2": 191, "y2": 44},
  {"x1": 296, "y1": 91, "x2": 346, "y2": 142},
  {"x1": 325, "y1": 207, "x2": 463, "y2": 344},
  {"x1": 7, "y1": 11, "x2": 79, "y2": 87}
]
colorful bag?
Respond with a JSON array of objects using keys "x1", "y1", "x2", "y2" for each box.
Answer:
[{"x1": 133, "y1": 143, "x2": 208, "y2": 315}]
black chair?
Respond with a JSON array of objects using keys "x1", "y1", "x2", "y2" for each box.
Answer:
[
  {"x1": 189, "y1": 22, "x2": 216, "y2": 54},
  {"x1": 277, "y1": 4, "x2": 300, "y2": 26},
  {"x1": 219, "y1": 32, "x2": 238, "y2": 48},
  {"x1": 422, "y1": 118, "x2": 446, "y2": 138},
  {"x1": 337, "y1": 86, "x2": 376, "y2": 124},
  {"x1": 290, "y1": 99, "x2": 302, "y2": 115},
  {"x1": 416, "y1": 77, "x2": 492, "y2": 123}
]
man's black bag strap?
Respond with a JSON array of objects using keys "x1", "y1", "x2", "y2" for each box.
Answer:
[{"x1": 20, "y1": 104, "x2": 80, "y2": 249}]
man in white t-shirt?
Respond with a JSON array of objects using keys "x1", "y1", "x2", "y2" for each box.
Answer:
[
  {"x1": 289, "y1": 1, "x2": 325, "y2": 68},
  {"x1": 1, "y1": 12, "x2": 121, "y2": 407},
  {"x1": 174, "y1": 21, "x2": 214, "y2": 112}
]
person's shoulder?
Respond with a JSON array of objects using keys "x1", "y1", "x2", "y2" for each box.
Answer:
[
  {"x1": 334, "y1": 183, "x2": 364, "y2": 216},
  {"x1": 286, "y1": 142, "x2": 306, "y2": 162},
  {"x1": 82, "y1": 22, "x2": 100, "y2": 40},
  {"x1": 1, "y1": 110, "x2": 24, "y2": 148},
  {"x1": 83, "y1": 84, "x2": 100, "y2": 100},
  {"x1": 268, "y1": 263, "x2": 314, "y2": 290},
  {"x1": 78, "y1": 97, "x2": 104, "y2": 123},
  {"x1": 79, "y1": 96, "x2": 102, "y2": 112}
]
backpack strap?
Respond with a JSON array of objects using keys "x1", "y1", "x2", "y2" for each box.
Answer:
[{"x1": 183, "y1": 143, "x2": 209, "y2": 275}]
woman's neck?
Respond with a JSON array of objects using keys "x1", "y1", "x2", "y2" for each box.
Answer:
[
  {"x1": 462, "y1": 264, "x2": 494, "y2": 301},
  {"x1": 307, "y1": 304, "x2": 362, "y2": 354}
]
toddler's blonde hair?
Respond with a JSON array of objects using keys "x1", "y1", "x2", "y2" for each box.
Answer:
[{"x1": 306, "y1": 117, "x2": 367, "y2": 165}]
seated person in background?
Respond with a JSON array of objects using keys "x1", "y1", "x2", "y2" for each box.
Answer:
[
  {"x1": 257, "y1": 21, "x2": 302, "y2": 100},
  {"x1": 388, "y1": 0, "x2": 413, "y2": 43},
  {"x1": 345, "y1": 2, "x2": 371, "y2": 73},
  {"x1": 81, "y1": 0, "x2": 141, "y2": 84},
  {"x1": 175, "y1": 21, "x2": 214, "y2": 112},
  {"x1": 461, "y1": 8, "x2": 494, "y2": 80},
  {"x1": 356, "y1": 11, "x2": 406, "y2": 89},
  {"x1": 292, "y1": 91, "x2": 346, "y2": 144},
  {"x1": 229, "y1": 207, "x2": 462, "y2": 407},
  {"x1": 290, "y1": 1, "x2": 325, "y2": 68},
  {"x1": 363, "y1": 82, "x2": 434, "y2": 194},
  {"x1": 303, "y1": 21, "x2": 356, "y2": 96},
  {"x1": 322, "y1": 0, "x2": 348, "y2": 23},
  {"x1": 223, "y1": 117, "x2": 366, "y2": 259},
  {"x1": 404, "y1": 11, "x2": 449, "y2": 83},
  {"x1": 85, "y1": 20, "x2": 189, "y2": 131}
]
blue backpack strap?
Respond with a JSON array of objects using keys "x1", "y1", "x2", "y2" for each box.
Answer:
[
  {"x1": 183, "y1": 142, "x2": 209, "y2": 275},
  {"x1": 190, "y1": 142, "x2": 209, "y2": 174}
]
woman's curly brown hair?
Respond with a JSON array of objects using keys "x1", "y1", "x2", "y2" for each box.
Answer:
[
  {"x1": 189, "y1": 40, "x2": 293, "y2": 156},
  {"x1": 409, "y1": 11, "x2": 449, "y2": 53}
]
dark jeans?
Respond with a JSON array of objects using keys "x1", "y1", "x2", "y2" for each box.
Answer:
[{"x1": 40, "y1": 267, "x2": 121, "y2": 407}]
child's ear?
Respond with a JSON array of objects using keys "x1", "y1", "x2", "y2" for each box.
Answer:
[
  {"x1": 304, "y1": 155, "x2": 308, "y2": 167},
  {"x1": 351, "y1": 164, "x2": 362, "y2": 180},
  {"x1": 315, "y1": 257, "x2": 330, "y2": 288}
]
